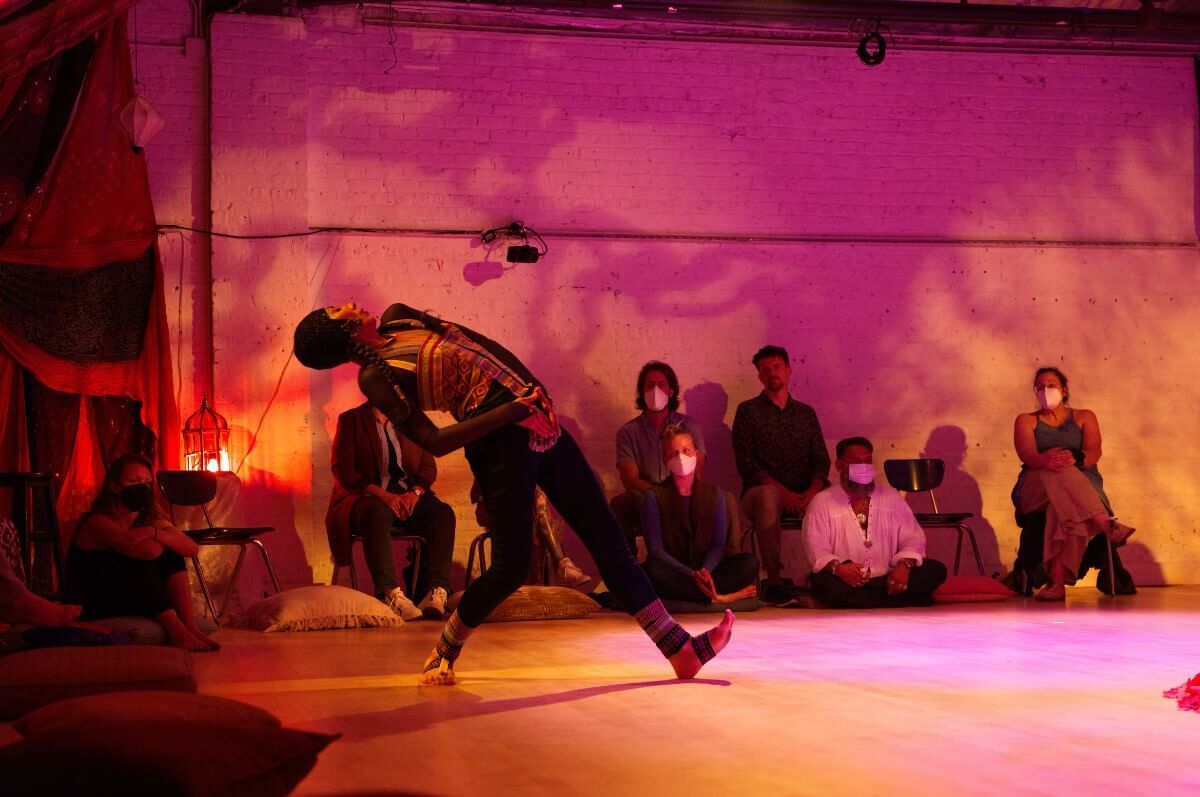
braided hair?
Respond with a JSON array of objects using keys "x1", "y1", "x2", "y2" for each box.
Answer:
[
  {"x1": 294, "y1": 306, "x2": 419, "y2": 420},
  {"x1": 293, "y1": 308, "x2": 358, "y2": 370}
]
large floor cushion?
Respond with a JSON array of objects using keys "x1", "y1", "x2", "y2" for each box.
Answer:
[
  {"x1": 0, "y1": 645, "x2": 195, "y2": 720},
  {"x1": 1, "y1": 691, "x2": 337, "y2": 797},
  {"x1": 484, "y1": 585, "x2": 601, "y2": 622}
]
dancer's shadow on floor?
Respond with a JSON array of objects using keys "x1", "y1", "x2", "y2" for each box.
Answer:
[{"x1": 317, "y1": 677, "x2": 730, "y2": 741}]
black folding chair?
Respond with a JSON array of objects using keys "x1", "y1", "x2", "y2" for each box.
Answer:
[
  {"x1": 883, "y1": 458, "x2": 984, "y2": 576},
  {"x1": 157, "y1": 470, "x2": 280, "y2": 619}
]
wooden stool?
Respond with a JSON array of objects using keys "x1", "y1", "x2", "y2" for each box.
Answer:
[{"x1": 0, "y1": 472, "x2": 61, "y2": 595}]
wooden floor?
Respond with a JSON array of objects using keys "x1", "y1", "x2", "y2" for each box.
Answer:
[{"x1": 189, "y1": 586, "x2": 1200, "y2": 797}]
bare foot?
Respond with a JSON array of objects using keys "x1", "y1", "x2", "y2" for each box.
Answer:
[
  {"x1": 166, "y1": 630, "x2": 215, "y2": 652},
  {"x1": 159, "y1": 612, "x2": 219, "y2": 653},
  {"x1": 186, "y1": 625, "x2": 221, "y2": 651},
  {"x1": 417, "y1": 649, "x2": 457, "y2": 685},
  {"x1": 668, "y1": 609, "x2": 734, "y2": 679},
  {"x1": 714, "y1": 585, "x2": 757, "y2": 604}
]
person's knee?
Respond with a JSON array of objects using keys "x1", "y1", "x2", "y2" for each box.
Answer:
[
  {"x1": 919, "y1": 558, "x2": 948, "y2": 588},
  {"x1": 742, "y1": 486, "x2": 782, "y2": 524},
  {"x1": 429, "y1": 499, "x2": 457, "y2": 534},
  {"x1": 354, "y1": 499, "x2": 394, "y2": 533}
]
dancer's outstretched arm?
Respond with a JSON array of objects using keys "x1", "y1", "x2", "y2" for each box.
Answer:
[{"x1": 358, "y1": 364, "x2": 532, "y2": 456}]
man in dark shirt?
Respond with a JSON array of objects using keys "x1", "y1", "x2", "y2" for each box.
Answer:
[{"x1": 732, "y1": 345, "x2": 830, "y2": 602}]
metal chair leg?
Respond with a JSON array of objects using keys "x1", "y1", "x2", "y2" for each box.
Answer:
[
  {"x1": 953, "y1": 528, "x2": 964, "y2": 575},
  {"x1": 190, "y1": 555, "x2": 219, "y2": 620},
  {"x1": 218, "y1": 545, "x2": 250, "y2": 618},
  {"x1": 250, "y1": 538, "x2": 281, "y2": 593},
  {"x1": 964, "y1": 525, "x2": 985, "y2": 576},
  {"x1": 407, "y1": 541, "x2": 421, "y2": 597},
  {"x1": 465, "y1": 533, "x2": 490, "y2": 587},
  {"x1": 741, "y1": 524, "x2": 759, "y2": 560},
  {"x1": 1105, "y1": 536, "x2": 1117, "y2": 596}
]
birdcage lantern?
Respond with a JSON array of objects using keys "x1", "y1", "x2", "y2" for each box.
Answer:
[{"x1": 183, "y1": 393, "x2": 230, "y2": 472}]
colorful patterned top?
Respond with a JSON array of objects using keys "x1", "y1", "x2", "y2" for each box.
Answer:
[{"x1": 377, "y1": 316, "x2": 559, "y2": 450}]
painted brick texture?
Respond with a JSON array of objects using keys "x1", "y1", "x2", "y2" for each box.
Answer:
[{"x1": 139, "y1": 5, "x2": 1199, "y2": 588}]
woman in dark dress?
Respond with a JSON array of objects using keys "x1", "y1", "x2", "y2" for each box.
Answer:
[
  {"x1": 64, "y1": 453, "x2": 218, "y2": 651},
  {"x1": 294, "y1": 301, "x2": 734, "y2": 685}
]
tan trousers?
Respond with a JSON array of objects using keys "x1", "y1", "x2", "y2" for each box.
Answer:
[
  {"x1": 1018, "y1": 467, "x2": 1107, "y2": 580},
  {"x1": 742, "y1": 484, "x2": 784, "y2": 573}
]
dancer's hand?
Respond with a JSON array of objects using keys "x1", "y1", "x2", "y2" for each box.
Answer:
[{"x1": 516, "y1": 387, "x2": 560, "y2": 437}]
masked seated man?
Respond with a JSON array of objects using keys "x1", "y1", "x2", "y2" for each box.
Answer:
[{"x1": 803, "y1": 436, "x2": 947, "y2": 609}]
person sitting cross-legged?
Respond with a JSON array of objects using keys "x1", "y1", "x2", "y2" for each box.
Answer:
[
  {"x1": 640, "y1": 426, "x2": 758, "y2": 606},
  {"x1": 803, "y1": 436, "x2": 947, "y2": 609}
]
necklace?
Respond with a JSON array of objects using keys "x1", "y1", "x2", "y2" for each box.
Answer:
[{"x1": 850, "y1": 495, "x2": 872, "y2": 548}]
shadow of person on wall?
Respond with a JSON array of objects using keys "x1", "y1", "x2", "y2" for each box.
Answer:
[
  {"x1": 682, "y1": 381, "x2": 739, "y2": 500},
  {"x1": 905, "y1": 425, "x2": 1001, "y2": 576}
]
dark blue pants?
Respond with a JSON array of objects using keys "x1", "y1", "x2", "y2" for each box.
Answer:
[{"x1": 460, "y1": 425, "x2": 656, "y2": 627}]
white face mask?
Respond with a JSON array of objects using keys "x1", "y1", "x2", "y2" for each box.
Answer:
[
  {"x1": 644, "y1": 386, "x2": 669, "y2": 412},
  {"x1": 1036, "y1": 386, "x2": 1063, "y2": 411},
  {"x1": 847, "y1": 463, "x2": 876, "y2": 485},
  {"x1": 668, "y1": 452, "x2": 697, "y2": 478}
]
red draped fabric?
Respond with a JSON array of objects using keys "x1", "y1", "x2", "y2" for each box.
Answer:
[{"x1": 0, "y1": 8, "x2": 178, "y2": 556}]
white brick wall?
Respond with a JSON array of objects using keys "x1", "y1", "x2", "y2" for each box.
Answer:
[{"x1": 140, "y1": 3, "x2": 1200, "y2": 587}]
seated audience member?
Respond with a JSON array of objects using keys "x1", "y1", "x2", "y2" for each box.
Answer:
[
  {"x1": 63, "y1": 453, "x2": 219, "y2": 650},
  {"x1": 732, "y1": 345, "x2": 830, "y2": 603},
  {"x1": 611, "y1": 361, "x2": 706, "y2": 552},
  {"x1": 803, "y1": 437, "x2": 947, "y2": 609},
  {"x1": 0, "y1": 517, "x2": 82, "y2": 628},
  {"x1": 472, "y1": 481, "x2": 592, "y2": 588},
  {"x1": 328, "y1": 401, "x2": 457, "y2": 619},
  {"x1": 1012, "y1": 366, "x2": 1135, "y2": 601},
  {"x1": 640, "y1": 426, "x2": 758, "y2": 605}
]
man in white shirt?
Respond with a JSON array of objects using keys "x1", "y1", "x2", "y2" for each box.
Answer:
[{"x1": 802, "y1": 436, "x2": 947, "y2": 608}]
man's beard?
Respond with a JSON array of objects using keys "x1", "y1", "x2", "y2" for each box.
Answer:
[{"x1": 845, "y1": 479, "x2": 875, "y2": 497}]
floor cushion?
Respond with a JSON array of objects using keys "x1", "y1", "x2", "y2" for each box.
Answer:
[
  {"x1": 932, "y1": 574, "x2": 1016, "y2": 604},
  {"x1": 232, "y1": 585, "x2": 404, "y2": 632},
  {"x1": 1, "y1": 700, "x2": 337, "y2": 797},
  {"x1": 0, "y1": 645, "x2": 195, "y2": 721},
  {"x1": 484, "y1": 585, "x2": 600, "y2": 622}
]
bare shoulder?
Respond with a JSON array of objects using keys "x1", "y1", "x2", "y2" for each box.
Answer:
[
  {"x1": 1014, "y1": 411, "x2": 1037, "y2": 429},
  {"x1": 75, "y1": 513, "x2": 120, "y2": 548},
  {"x1": 1074, "y1": 407, "x2": 1100, "y2": 425}
]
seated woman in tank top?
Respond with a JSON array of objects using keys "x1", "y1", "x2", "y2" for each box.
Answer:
[{"x1": 1011, "y1": 366, "x2": 1135, "y2": 601}]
